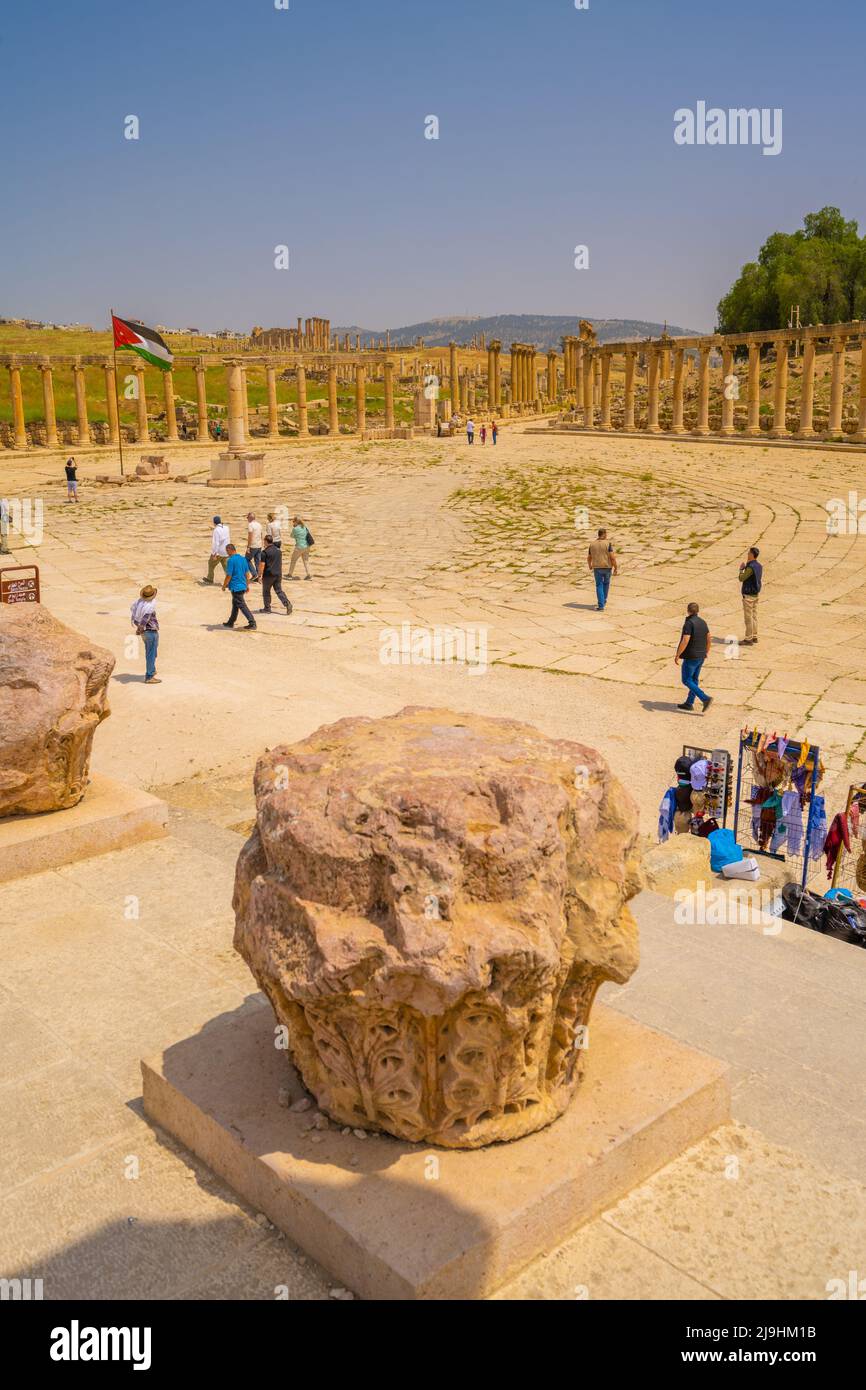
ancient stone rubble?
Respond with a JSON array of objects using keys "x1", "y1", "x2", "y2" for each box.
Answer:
[
  {"x1": 0, "y1": 604, "x2": 114, "y2": 817},
  {"x1": 233, "y1": 705, "x2": 642, "y2": 1148}
]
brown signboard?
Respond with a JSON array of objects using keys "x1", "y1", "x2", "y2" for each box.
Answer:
[{"x1": 0, "y1": 565, "x2": 40, "y2": 605}]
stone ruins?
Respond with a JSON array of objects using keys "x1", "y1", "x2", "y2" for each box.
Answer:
[
  {"x1": 5, "y1": 319, "x2": 866, "y2": 448},
  {"x1": 0, "y1": 604, "x2": 114, "y2": 816},
  {"x1": 232, "y1": 706, "x2": 642, "y2": 1148}
]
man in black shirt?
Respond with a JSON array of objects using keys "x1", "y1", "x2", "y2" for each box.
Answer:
[
  {"x1": 675, "y1": 602, "x2": 713, "y2": 712},
  {"x1": 257, "y1": 537, "x2": 292, "y2": 615},
  {"x1": 65, "y1": 457, "x2": 78, "y2": 503}
]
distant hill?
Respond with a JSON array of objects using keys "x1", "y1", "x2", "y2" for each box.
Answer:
[{"x1": 333, "y1": 314, "x2": 706, "y2": 350}]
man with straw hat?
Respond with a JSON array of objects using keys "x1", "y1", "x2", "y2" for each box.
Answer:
[{"x1": 130, "y1": 583, "x2": 160, "y2": 684}]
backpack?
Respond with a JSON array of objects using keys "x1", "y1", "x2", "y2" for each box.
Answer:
[{"x1": 305, "y1": 528, "x2": 315, "y2": 547}]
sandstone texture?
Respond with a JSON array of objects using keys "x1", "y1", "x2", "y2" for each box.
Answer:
[
  {"x1": 233, "y1": 706, "x2": 642, "y2": 1148},
  {"x1": 0, "y1": 604, "x2": 115, "y2": 817},
  {"x1": 643, "y1": 833, "x2": 712, "y2": 896}
]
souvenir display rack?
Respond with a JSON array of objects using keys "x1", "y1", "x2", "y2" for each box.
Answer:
[
  {"x1": 682, "y1": 745, "x2": 732, "y2": 828},
  {"x1": 733, "y1": 730, "x2": 823, "y2": 892},
  {"x1": 829, "y1": 783, "x2": 866, "y2": 893}
]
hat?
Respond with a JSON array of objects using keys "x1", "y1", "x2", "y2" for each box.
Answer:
[
  {"x1": 140, "y1": 584, "x2": 157, "y2": 599},
  {"x1": 213, "y1": 515, "x2": 221, "y2": 524}
]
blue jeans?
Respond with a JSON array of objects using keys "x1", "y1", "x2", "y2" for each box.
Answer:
[
  {"x1": 593, "y1": 568, "x2": 612, "y2": 609},
  {"x1": 143, "y1": 629, "x2": 158, "y2": 680},
  {"x1": 680, "y1": 657, "x2": 709, "y2": 707},
  {"x1": 246, "y1": 548, "x2": 262, "y2": 578}
]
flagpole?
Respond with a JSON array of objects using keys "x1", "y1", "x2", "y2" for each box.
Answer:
[{"x1": 111, "y1": 308, "x2": 125, "y2": 477}]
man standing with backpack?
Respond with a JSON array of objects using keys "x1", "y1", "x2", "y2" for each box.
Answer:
[{"x1": 738, "y1": 546, "x2": 763, "y2": 645}]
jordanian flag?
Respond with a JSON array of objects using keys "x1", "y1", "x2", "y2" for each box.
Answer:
[{"x1": 111, "y1": 314, "x2": 173, "y2": 371}]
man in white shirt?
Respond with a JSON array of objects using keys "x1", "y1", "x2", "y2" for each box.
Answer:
[
  {"x1": 246, "y1": 512, "x2": 263, "y2": 584},
  {"x1": 204, "y1": 515, "x2": 231, "y2": 583}
]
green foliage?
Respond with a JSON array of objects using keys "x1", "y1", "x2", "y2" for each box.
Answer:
[{"x1": 717, "y1": 207, "x2": 866, "y2": 332}]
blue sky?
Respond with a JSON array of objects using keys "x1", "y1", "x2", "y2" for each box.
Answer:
[{"x1": 3, "y1": 0, "x2": 864, "y2": 333}]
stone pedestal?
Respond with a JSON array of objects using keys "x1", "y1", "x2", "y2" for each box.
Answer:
[
  {"x1": 0, "y1": 774, "x2": 167, "y2": 884},
  {"x1": 142, "y1": 997, "x2": 729, "y2": 1300},
  {"x1": 207, "y1": 452, "x2": 268, "y2": 487}
]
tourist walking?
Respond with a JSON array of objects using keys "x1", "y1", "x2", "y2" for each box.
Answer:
[
  {"x1": 258, "y1": 535, "x2": 293, "y2": 615},
  {"x1": 466, "y1": 418, "x2": 475, "y2": 444},
  {"x1": 587, "y1": 528, "x2": 618, "y2": 611},
  {"x1": 130, "y1": 583, "x2": 160, "y2": 684},
  {"x1": 288, "y1": 515, "x2": 313, "y2": 580},
  {"x1": 480, "y1": 424, "x2": 487, "y2": 445},
  {"x1": 245, "y1": 512, "x2": 263, "y2": 582},
  {"x1": 204, "y1": 515, "x2": 231, "y2": 583},
  {"x1": 491, "y1": 421, "x2": 498, "y2": 444},
  {"x1": 221, "y1": 544, "x2": 257, "y2": 629},
  {"x1": 675, "y1": 602, "x2": 713, "y2": 713},
  {"x1": 739, "y1": 546, "x2": 762, "y2": 645},
  {"x1": 266, "y1": 510, "x2": 282, "y2": 544},
  {"x1": 65, "y1": 457, "x2": 78, "y2": 502}
]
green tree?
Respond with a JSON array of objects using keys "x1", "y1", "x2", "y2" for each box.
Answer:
[{"x1": 717, "y1": 207, "x2": 866, "y2": 332}]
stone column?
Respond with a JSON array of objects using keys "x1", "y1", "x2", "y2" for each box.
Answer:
[
  {"x1": 296, "y1": 364, "x2": 309, "y2": 436},
  {"x1": 328, "y1": 364, "x2": 339, "y2": 435},
  {"x1": 593, "y1": 357, "x2": 601, "y2": 408},
  {"x1": 599, "y1": 352, "x2": 612, "y2": 429},
  {"x1": 9, "y1": 362, "x2": 28, "y2": 449},
  {"x1": 460, "y1": 370, "x2": 469, "y2": 411},
  {"x1": 195, "y1": 364, "x2": 209, "y2": 441},
  {"x1": 103, "y1": 360, "x2": 120, "y2": 445},
  {"x1": 384, "y1": 360, "x2": 395, "y2": 430},
  {"x1": 73, "y1": 361, "x2": 90, "y2": 445},
  {"x1": 671, "y1": 348, "x2": 685, "y2": 433},
  {"x1": 39, "y1": 362, "x2": 58, "y2": 447},
  {"x1": 488, "y1": 341, "x2": 501, "y2": 410},
  {"x1": 695, "y1": 345, "x2": 711, "y2": 435},
  {"x1": 720, "y1": 345, "x2": 735, "y2": 435},
  {"x1": 582, "y1": 352, "x2": 594, "y2": 427},
  {"x1": 797, "y1": 335, "x2": 817, "y2": 439},
  {"x1": 355, "y1": 363, "x2": 366, "y2": 435},
  {"x1": 266, "y1": 365, "x2": 280, "y2": 440},
  {"x1": 623, "y1": 349, "x2": 636, "y2": 430},
  {"x1": 547, "y1": 350, "x2": 557, "y2": 402},
  {"x1": 574, "y1": 343, "x2": 584, "y2": 410},
  {"x1": 747, "y1": 344, "x2": 762, "y2": 436},
  {"x1": 225, "y1": 359, "x2": 247, "y2": 451},
  {"x1": 851, "y1": 336, "x2": 866, "y2": 442},
  {"x1": 163, "y1": 370, "x2": 179, "y2": 442},
  {"x1": 827, "y1": 336, "x2": 846, "y2": 437},
  {"x1": 449, "y1": 342, "x2": 459, "y2": 417},
  {"x1": 646, "y1": 349, "x2": 661, "y2": 432},
  {"x1": 133, "y1": 365, "x2": 148, "y2": 442},
  {"x1": 771, "y1": 340, "x2": 788, "y2": 438},
  {"x1": 241, "y1": 366, "x2": 250, "y2": 438}
]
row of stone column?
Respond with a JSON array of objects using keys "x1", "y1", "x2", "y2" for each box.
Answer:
[
  {"x1": 571, "y1": 334, "x2": 866, "y2": 441},
  {"x1": 226, "y1": 359, "x2": 398, "y2": 446},
  {"x1": 4, "y1": 357, "x2": 409, "y2": 448}
]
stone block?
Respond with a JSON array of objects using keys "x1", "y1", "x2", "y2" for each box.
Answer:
[
  {"x1": 141, "y1": 999, "x2": 729, "y2": 1300},
  {"x1": 0, "y1": 773, "x2": 168, "y2": 883}
]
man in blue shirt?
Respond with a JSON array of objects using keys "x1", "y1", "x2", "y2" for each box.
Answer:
[{"x1": 221, "y1": 543, "x2": 257, "y2": 629}]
